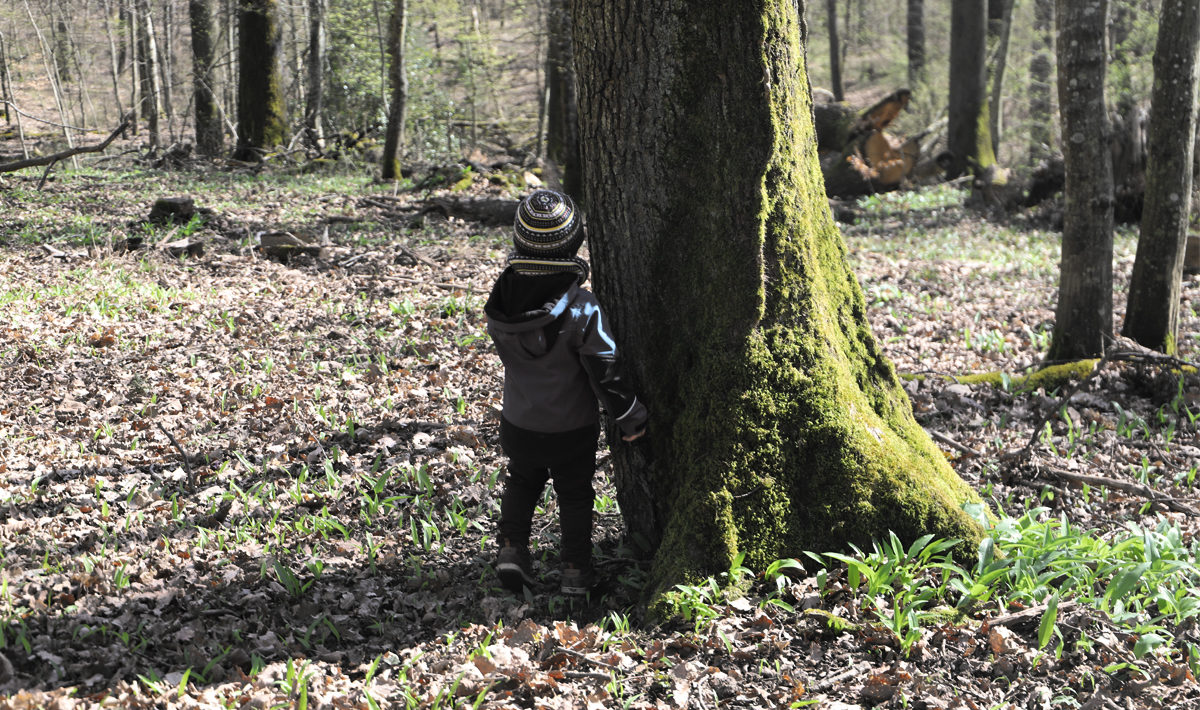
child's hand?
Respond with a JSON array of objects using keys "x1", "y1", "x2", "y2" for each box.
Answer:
[{"x1": 622, "y1": 428, "x2": 647, "y2": 442}]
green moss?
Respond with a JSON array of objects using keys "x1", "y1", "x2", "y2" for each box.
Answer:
[{"x1": 643, "y1": 2, "x2": 984, "y2": 611}]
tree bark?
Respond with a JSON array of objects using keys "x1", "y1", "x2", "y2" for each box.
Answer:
[
  {"x1": 189, "y1": 0, "x2": 222, "y2": 155},
  {"x1": 135, "y1": 0, "x2": 162, "y2": 148},
  {"x1": 906, "y1": 0, "x2": 924, "y2": 88},
  {"x1": 1029, "y1": 0, "x2": 1054, "y2": 165},
  {"x1": 1049, "y1": 0, "x2": 1113, "y2": 360},
  {"x1": 826, "y1": 0, "x2": 844, "y2": 101},
  {"x1": 545, "y1": 0, "x2": 581, "y2": 197},
  {"x1": 947, "y1": 0, "x2": 990, "y2": 179},
  {"x1": 987, "y1": 0, "x2": 1013, "y2": 157},
  {"x1": 380, "y1": 0, "x2": 408, "y2": 180},
  {"x1": 304, "y1": 0, "x2": 326, "y2": 150},
  {"x1": 570, "y1": 0, "x2": 983, "y2": 600},
  {"x1": 234, "y1": 0, "x2": 286, "y2": 161},
  {"x1": 1123, "y1": 0, "x2": 1200, "y2": 354}
]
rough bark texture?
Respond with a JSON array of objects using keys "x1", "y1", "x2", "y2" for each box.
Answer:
[
  {"x1": 380, "y1": 0, "x2": 408, "y2": 180},
  {"x1": 1029, "y1": 0, "x2": 1055, "y2": 165},
  {"x1": 1123, "y1": 0, "x2": 1200, "y2": 353},
  {"x1": 234, "y1": 0, "x2": 286, "y2": 162},
  {"x1": 545, "y1": 0, "x2": 581, "y2": 199},
  {"x1": 1049, "y1": 0, "x2": 1113, "y2": 360},
  {"x1": 570, "y1": 0, "x2": 983, "y2": 603},
  {"x1": 947, "y1": 0, "x2": 989, "y2": 179},
  {"x1": 906, "y1": 0, "x2": 925, "y2": 88},
  {"x1": 826, "y1": 0, "x2": 844, "y2": 101},
  {"x1": 189, "y1": 0, "x2": 222, "y2": 155}
]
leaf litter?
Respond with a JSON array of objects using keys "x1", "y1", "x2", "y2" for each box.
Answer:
[{"x1": 0, "y1": 170, "x2": 1198, "y2": 708}]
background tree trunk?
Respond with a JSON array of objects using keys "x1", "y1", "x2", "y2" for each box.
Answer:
[
  {"x1": 545, "y1": 0, "x2": 580, "y2": 198},
  {"x1": 827, "y1": 0, "x2": 844, "y2": 101},
  {"x1": 234, "y1": 0, "x2": 286, "y2": 161},
  {"x1": 380, "y1": 0, "x2": 408, "y2": 180},
  {"x1": 987, "y1": 0, "x2": 1013, "y2": 156},
  {"x1": 570, "y1": 0, "x2": 982, "y2": 598},
  {"x1": 190, "y1": 0, "x2": 222, "y2": 155},
  {"x1": 1029, "y1": 0, "x2": 1054, "y2": 166},
  {"x1": 947, "y1": 0, "x2": 988, "y2": 178},
  {"x1": 304, "y1": 0, "x2": 326, "y2": 150},
  {"x1": 1049, "y1": 0, "x2": 1113, "y2": 360},
  {"x1": 906, "y1": 0, "x2": 924, "y2": 89},
  {"x1": 135, "y1": 0, "x2": 161, "y2": 148},
  {"x1": 1123, "y1": 0, "x2": 1200, "y2": 354}
]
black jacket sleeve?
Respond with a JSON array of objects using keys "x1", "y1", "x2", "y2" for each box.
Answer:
[{"x1": 576, "y1": 301, "x2": 649, "y2": 436}]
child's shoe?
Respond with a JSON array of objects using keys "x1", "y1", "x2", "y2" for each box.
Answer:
[
  {"x1": 560, "y1": 563, "x2": 595, "y2": 596},
  {"x1": 496, "y1": 544, "x2": 535, "y2": 593}
]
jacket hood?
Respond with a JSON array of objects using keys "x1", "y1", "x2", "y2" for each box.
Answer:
[{"x1": 484, "y1": 268, "x2": 580, "y2": 332}]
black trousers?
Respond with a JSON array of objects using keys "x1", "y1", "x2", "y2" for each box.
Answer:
[{"x1": 498, "y1": 418, "x2": 600, "y2": 566}]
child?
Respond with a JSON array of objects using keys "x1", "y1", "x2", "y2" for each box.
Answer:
[{"x1": 484, "y1": 189, "x2": 648, "y2": 595}]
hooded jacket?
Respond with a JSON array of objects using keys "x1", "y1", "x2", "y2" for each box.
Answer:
[{"x1": 485, "y1": 268, "x2": 648, "y2": 437}]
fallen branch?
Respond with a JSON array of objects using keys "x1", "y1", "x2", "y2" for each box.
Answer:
[
  {"x1": 1040, "y1": 465, "x2": 1200, "y2": 516},
  {"x1": 0, "y1": 112, "x2": 132, "y2": 174},
  {"x1": 929, "y1": 430, "x2": 982, "y2": 458},
  {"x1": 157, "y1": 422, "x2": 196, "y2": 491},
  {"x1": 984, "y1": 600, "x2": 1079, "y2": 629}
]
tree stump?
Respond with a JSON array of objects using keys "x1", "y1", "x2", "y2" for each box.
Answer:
[{"x1": 148, "y1": 196, "x2": 198, "y2": 225}]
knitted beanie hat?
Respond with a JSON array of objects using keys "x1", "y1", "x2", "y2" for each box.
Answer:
[{"x1": 509, "y1": 189, "x2": 589, "y2": 280}]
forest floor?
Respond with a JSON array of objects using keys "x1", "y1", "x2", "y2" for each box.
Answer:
[{"x1": 0, "y1": 160, "x2": 1199, "y2": 710}]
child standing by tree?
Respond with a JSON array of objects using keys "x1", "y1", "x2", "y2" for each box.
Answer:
[{"x1": 484, "y1": 189, "x2": 648, "y2": 595}]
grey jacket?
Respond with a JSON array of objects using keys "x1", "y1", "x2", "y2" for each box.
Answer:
[{"x1": 485, "y1": 268, "x2": 648, "y2": 437}]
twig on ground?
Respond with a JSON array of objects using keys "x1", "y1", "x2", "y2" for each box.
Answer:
[
  {"x1": 559, "y1": 647, "x2": 619, "y2": 671},
  {"x1": 811, "y1": 663, "x2": 868, "y2": 693},
  {"x1": 1039, "y1": 464, "x2": 1200, "y2": 516},
  {"x1": 929, "y1": 430, "x2": 982, "y2": 458},
  {"x1": 157, "y1": 422, "x2": 196, "y2": 490},
  {"x1": 985, "y1": 600, "x2": 1079, "y2": 628}
]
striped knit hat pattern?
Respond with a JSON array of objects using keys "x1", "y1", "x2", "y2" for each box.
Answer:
[{"x1": 509, "y1": 189, "x2": 589, "y2": 280}]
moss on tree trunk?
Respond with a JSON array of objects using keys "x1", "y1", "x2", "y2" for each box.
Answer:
[
  {"x1": 234, "y1": 0, "x2": 286, "y2": 162},
  {"x1": 571, "y1": 0, "x2": 983, "y2": 604}
]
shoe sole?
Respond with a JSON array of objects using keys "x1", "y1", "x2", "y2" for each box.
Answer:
[{"x1": 497, "y1": 562, "x2": 534, "y2": 593}]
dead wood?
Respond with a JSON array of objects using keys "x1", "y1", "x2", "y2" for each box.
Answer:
[
  {"x1": 984, "y1": 600, "x2": 1080, "y2": 629},
  {"x1": 419, "y1": 196, "x2": 518, "y2": 226},
  {"x1": 1039, "y1": 465, "x2": 1200, "y2": 516},
  {"x1": 0, "y1": 113, "x2": 131, "y2": 174}
]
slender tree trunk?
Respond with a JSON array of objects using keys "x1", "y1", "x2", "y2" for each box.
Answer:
[
  {"x1": 234, "y1": 0, "x2": 286, "y2": 161},
  {"x1": 160, "y1": 0, "x2": 176, "y2": 138},
  {"x1": 23, "y1": 0, "x2": 74, "y2": 149},
  {"x1": 947, "y1": 0, "x2": 989, "y2": 178},
  {"x1": 190, "y1": 0, "x2": 222, "y2": 154},
  {"x1": 906, "y1": 0, "x2": 924, "y2": 88},
  {"x1": 571, "y1": 0, "x2": 983, "y2": 600},
  {"x1": 380, "y1": 0, "x2": 408, "y2": 180},
  {"x1": 101, "y1": 0, "x2": 126, "y2": 121},
  {"x1": 826, "y1": 0, "x2": 844, "y2": 101},
  {"x1": 304, "y1": 0, "x2": 326, "y2": 149},
  {"x1": 1049, "y1": 0, "x2": 1113, "y2": 360},
  {"x1": 1123, "y1": 0, "x2": 1200, "y2": 354},
  {"x1": 987, "y1": 0, "x2": 1014, "y2": 156},
  {"x1": 136, "y1": 0, "x2": 162, "y2": 148},
  {"x1": 0, "y1": 30, "x2": 9, "y2": 124},
  {"x1": 128, "y1": 0, "x2": 140, "y2": 135},
  {"x1": 545, "y1": 0, "x2": 580, "y2": 197},
  {"x1": 1029, "y1": 0, "x2": 1054, "y2": 165}
]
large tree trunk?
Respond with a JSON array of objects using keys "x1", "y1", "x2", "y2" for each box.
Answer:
[
  {"x1": 1123, "y1": 0, "x2": 1200, "y2": 354},
  {"x1": 380, "y1": 0, "x2": 408, "y2": 180},
  {"x1": 545, "y1": 0, "x2": 581, "y2": 198},
  {"x1": 189, "y1": 0, "x2": 222, "y2": 155},
  {"x1": 906, "y1": 0, "x2": 925, "y2": 88},
  {"x1": 304, "y1": 0, "x2": 326, "y2": 150},
  {"x1": 826, "y1": 0, "x2": 844, "y2": 101},
  {"x1": 1029, "y1": 0, "x2": 1054, "y2": 165},
  {"x1": 570, "y1": 0, "x2": 983, "y2": 600},
  {"x1": 1049, "y1": 0, "x2": 1113, "y2": 360},
  {"x1": 234, "y1": 0, "x2": 286, "y2": 161},
  {"x1": 947, "y1": 0, "x2": 991, "y2": 179}
]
